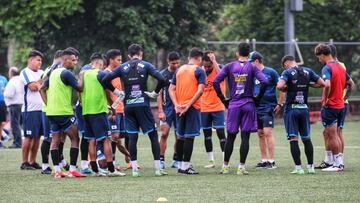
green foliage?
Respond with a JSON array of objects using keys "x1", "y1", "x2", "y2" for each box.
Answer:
[
  {"x1": 13, "y1": 47, "x2": 33, "y2": 68},
  {"x1": 0, "y1": 0, "x2": 83, "y2": 44}
]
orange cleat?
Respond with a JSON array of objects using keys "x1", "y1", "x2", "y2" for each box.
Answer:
[
  {"x1": 54, "y1": 171, "x2": 66, "y2": 179},
  {"x1": 67, "y1": 170, "x2": 87, "y2": 178}
]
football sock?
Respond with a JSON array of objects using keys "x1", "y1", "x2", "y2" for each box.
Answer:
[
  {"x1": 41, "y1": 140, "x2": 51, "y2": 164},
  {"x1": 334, "y1": 153, "x2": 344, "y2": 167},
  {"x1": 176, "y1": 138, "x2": 185, "y2": 163},
  {"x1": 111, "y1": 141, "x2": 117, "y2": 160},
  {"x1": 160, "y1": 155, "x2": 165, "y2": 162},
  {"x1": 240, "y1": 132, "x2": 250, "y2": 164},
  {"x1": 80, "y1": 136, "x2": 88, "y2": 162},
  {"x1": 80, "y1": 160, "x2": 89, "y2": 170},
  {"x1": 203, "y1": 129, "x2": 213, "y2": 152},
  {"x1": 70, "y1": 147, "x2": 79, "y2": 167},
  {"x1": 290, "y1": 140, "x2": 301, "y2": 165},
  {"x1": 207, "y1": 152, "x2": 214, "y2": 161},
  {"x1": 42, "y1": 163, "x2": 49, "y2": 170},
  {"x1": 90, "y1": 161, "x2": 98, "y2": 173},
  {"x1": 224, "y1": 132, "x2": 237, "y2": 162},
  {"x1": 303, "y1": 139, "x2": 314, "y2": 165},
  {"x1": 69, "y1": 165, "x2": 76, "y2": 171},
  {"x1": 107, "y1": 162, "x2": 115, "y2": 173},
  {"x1": 183, "y1": 138, "x2": 194, "y2": 162},
  {"x1": 128, "y1": 133, "x2": 138, "y2": 161},
  {"x1": 216, "y1": 128, "x2": 226, "y2": 152},
  {"x1": 50, "y1": 149, "x2": 60, "y2": 169},
  {"x1": 148, "y1": 131, "x2": 160, "y2": 160},
  {"x1": 131, "y1": 160, "x2": 138, "y2": 171},
  {"x1": 325, "y1": 150, "x2": 334, "y2": 164},
  {"x1": 172, "y1": 153, "x2": 177, "y2": 161},
  {"x1": 58, "y1": 142, "x2": 65, "y2": 161},
  {"x1": 154, "y1": 160, "x2": 161, "y2": 170}
]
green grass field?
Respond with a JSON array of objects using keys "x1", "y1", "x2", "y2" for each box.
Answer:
[{"x1": 0, "y1": 121, "x2": 360, "y2": 202}]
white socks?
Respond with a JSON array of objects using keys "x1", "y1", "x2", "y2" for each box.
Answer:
[
  {"x1": 295, "y1": 165, "x2": 303, "y2": 170},
  {"x1": 207, "y1": 152, "x2": 214, "y2": 162},
  {"x1": 334, "y1": 153, "x2": 344, "y2": 167},
  {"x1": 131, "y1": 160, "x2": 138, "y2": 171},
  {"x1": 42, "y1": 163, "x2": 49, "y2": 170},
  {"x1": 80, "y1": 160, "x2": 89, "y2": 170},
  {"x1": 54, "y1": 165, "x2": 61, "y2": 172},
  {"x1": 181, "y1": 162, "x2": 190, "y2": 170},
  {"x1": 69, "y1": 165, "x2": 76, "y2": 171},
  {"x1": 154, "y1": 160, "x2": 161, "y2": 170},
  {"x1": 238, "y1": 164, "x2": 245, "y2": 170},
  {"x1": 324, "y1": 151, "x2": 334, "y2": 164}
]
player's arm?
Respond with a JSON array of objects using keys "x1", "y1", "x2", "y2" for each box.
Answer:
[
  {"x1": 321, "y1": 66, "x2": 332, "y2": 107},
  {"x1": 253, "y1": 65, "x2": 269, "y2": 102},
  {"x1": 157, "y1": 89, "x2": 166, "y2": 121},
  {"x1": 146, "y1": 64, "x2": 168, "y2": 98},
  {"x1": 277, "y1": 70, "x2": 288, "y2": 92},
  {"x1": 39, "y1": 79, "x2": 49, "y2": 105},
  {"x1": 61, "y1": 70, "x2": 83, "y2": 92},
  {"x1": 274, "y1": 91, "x2": 286, "y2": 114},
  {"x1": 213, "y1": 65, "x2": 230, "y2": 107},
  {"x1": 101, "y1": 67, "x2": 124, "y2": 97},
  {"x1": 208, "y1": 52, "x2": 220, "y2": 72},
  {"x1": 344, "y1": 74, "x2": 355, "y2": 101},
  {"x1": 179, "y1": 68, "x2": 206, "y2": 116}
]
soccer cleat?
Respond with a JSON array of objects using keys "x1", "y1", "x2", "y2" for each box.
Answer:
[
  {"x1": 61, "y1": 163, "x2": 70, "y2": 172},
  {"x1": 314, "y1": 161, "x2": 332, "y2": 169},
  {"x1": 160, "y1": 160, "x2": 165, "y2": 170},
  {"x1": 30, "y1": 162, "x2": 42, "y2": 170},
  {"x1": 308, "y1": 168, "x2": 315, "y2": 174},
  {"x1": 321, "y1": 165, "x2": 344, "y2": 172},
  {"x1": 177, "y1": 169, "x2": 185, "y2": 174},
  {"x1": 183, "y1": 168, "x2": 199, "y2": 175},
  {"x1": 155, "y1": 170, "x2": 168, "y2": 176},
  {"x1": 41, "y1": 167, "x2": 52, "y2": 174},
  {"x1": 290, "y1": 169, "x2": 305, "y2": 175},
  {"x1": 171, "y1": 160, "x2": 179, "y2": 168},
  {"x1": 236, "y1": 168, "x2": 249, "y2": 175},
  {"x1": 54, "y1": 171, "x2": 66, "y2": 179},
  {"x1": 132, "y1": 171, "x2": 140, "y2": 177},
  {"x1": 80, "y1": 168, "x2": 93, "y2": 174},
  {"x1": 108, "y1": 171, "x2": 126, "y2": 177},
  {"x1": 99, "y1": 167, "x2": 110, "y2": 175},
  {"x1": 204, "y1": 160, "x2": 215, "y2": 168},
  {"x1": 92, "y1": 171, "x2": 108, "y2": 177},
  {"x1": 20, "y1": 162, "x2": 35, "y2": 170},
  {"x1": 219, "y1": 167, "x2": 230, "y2": 174},
  {"x1": 267, "y1": 161, "x2": 277, "y2": 169},
  {"x1": 67, "y1": 170, "x2": 87, "y2": 178},
  {"x1": 253, "y1": 161, "x2": 268, "y2": 169}
]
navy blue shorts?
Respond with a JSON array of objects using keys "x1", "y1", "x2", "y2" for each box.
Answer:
[
  {"x1": 108, "y1": 113, "x2": 125, "y2": 133},
  {"x1": 42, "y1": 112, "x2": 51, "y2": 141},
  {"x1": 84, "y1": 113, "x2": 111, "y2": 141},
  {"x1": 257, "y1": 112, "x2": 275, "y2": 129},
  {"x1": 22, "y1": 111, "x2": 43, "y2": 138},
  {"x1": 338, "y1": 104, "x2": 348, "y2": 129},
  {"x1": 201, "y1": 110, "x2": 225, "y2": 129},
  {"x1": 160, "y1": 108, "x2": 176, "y2": 128},
  {"x1": 176, "y1": 106, "x2": 201, "y2": 137},
  {"x1": 124, "y1": 106, "x2": 156, "y2": 135},
  {"x1": 321, "y1": 107, "x2": 345, "y2": 128},
  {"x1": 0, "y1": 101, "x2": 7, "y2": 122},
  {"x1": 48, "y1": 115, "x2": 77, "y2": 134},
  {"x1": 284, "y1": 108, "x2": 310, "y2": 140},
  {"x1": 75, "y1": 103, "x2": 85, "y2": 133}
]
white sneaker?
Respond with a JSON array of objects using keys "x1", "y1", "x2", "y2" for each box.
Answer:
[
  {"x1": 108, "y1": 171, "x2": 126, "y2": 177},
  {"x1": 321, "y1": 165, "x2": 344, "y2": 172},
  {"x1": 204, "y1": 160, "x2": 215, "y2": 168}
]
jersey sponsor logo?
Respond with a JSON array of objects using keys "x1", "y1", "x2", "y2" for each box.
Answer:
[
  {"x1": 138, "y1": 63, "x2": 145, "y2": 68},
  {"x1": 126, "y1": 97, "x2": 145, "y2": 104},
  {"x1": 26, "y1": 130, "x2": 32, "y2": 135},
  {"x1": 234, "y1": 74, "x2": 247, "y2": 82},
  {"x1": 295, "y1": 91, "x2": 304, "y2": 104}
]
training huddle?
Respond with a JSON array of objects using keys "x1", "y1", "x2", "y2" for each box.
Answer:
[{"x1": 17, "y1": 42, "x2": 355, "y2": 178}]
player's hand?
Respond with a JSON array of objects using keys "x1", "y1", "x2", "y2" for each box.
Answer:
[
  {"x1": 158, "y1": 111, "x2": 166, "y2": 121},
  {"x1": 113, "y1": 89, "x2": 125, "y2": 97},
  {"x1": 274, "y1": 104, "x2": 282, "y2": 114},
  {"x1": 144, "y1": 91, "x2": 159, "y2": 99},
  {"x1": 221, "y1": 98, "x2": 230, "y2": 109},
  {"x1": 208, "y1": 52, "x2": 216, "y2": 63},
  {"x1": 111, "y1": 115, "x2": 116, "y2": 122},
  {"x1": 179, "y1": 104, "x2": 191, "y2": 116},
  {"x1": 175, "y1": 104, "x2": 183, "y2": 114}
]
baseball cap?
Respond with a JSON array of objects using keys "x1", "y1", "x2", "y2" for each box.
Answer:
[{"x1": 248, "y1": 51, "x2": 263, "y2": 62}]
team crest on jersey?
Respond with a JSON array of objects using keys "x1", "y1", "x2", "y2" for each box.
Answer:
[
  {"x1": 255, "y1": 79, "x2": 260, "y2": 85},
  {"x1": 291, "y1": 71, "x2": 296, "y2": 75}
]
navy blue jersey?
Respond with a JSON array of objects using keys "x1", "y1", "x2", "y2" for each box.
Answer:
[
  {"x1": 280, "y1": 66, "x2": 320, "y2": 110},
  {"x1": 254, "y1": 67, "x2": 279, "y2": 114},
  {"x1": 160, "y1": 68, "x2": 175, "y2": 110},
  {"x1": 80, "y1": 64, "x2": 92, "y2": 72},
  {"x1": 108, "y1": 59, "x2": 160, "y2": 108}
]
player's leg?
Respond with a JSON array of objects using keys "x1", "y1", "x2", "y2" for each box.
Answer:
[
  {"x1": 254, "y1": 114, "x2": 268, "y2": 169},
  {"x1": 50, "y1": 132, "x2": 64, "y2": 178},
  {"x1": 286, "y1": 109, "x2": 304, "y2": 175},
  {"x1": 9, "y1": 104, "x2": 22, "y2": 148},
  {"x1": 125, "y1": 107, "x2": 141, "y2": 177},
  {"x1": 28, "y1": 112, "x2": 42, "y2": 169},
  {"x1": 213, "y1": 111, "x2": 226, "y2": 154},
  {"x1": 221, "y1": 107, "x2": 241, "y2": 174},
  {"x1": 159, "y1": 121, "x2": 170, "y2": 169},
  {"x1": 337, "y1": 105, "x2": 347, "y2": 154},
  {"x1": 201, "y1": 112, "x2": 214, "y2": 168},
  {"x1": 20, "y1": 112, "x2": 33, "y2": 170},
  {"x1": 263, "y1": 112, "x2": 276, "y2": 169},
  {"x1": 316, "y1": 108, "x2": 334, "y2": 169},
  {"x1": 41, "y1": 112, "x2": 52, "y2": 174},
  {"x1": 236, "y1": 103, "x2": 257, "y2": 175},
  {"x1": 170, "y1": 113, "x2": 179, "y2": 168},
  {"x1": 299, "y1": 109, "x2": 314, "y2": 174}
]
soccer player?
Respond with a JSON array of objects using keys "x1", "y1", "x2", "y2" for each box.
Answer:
[
  {"x1": 103, "y1": 44, "x2": 167, "y2": 177},
  {"x1": 214, "y1": 42, "x2": 268, "y2": 175},
  {"x1": 248, "y1": 51, "x2": 283, "y2": 169},
  {"x1": 315, "y1": 44, "x2": 355, "y2": 169},
  {"x1": 80, "y1": 52, "x2": 125, "y2": 177},
  {"x1": 200, "y1": 51, "x2": 226, "y2": 168},
  {"x1": 20, "y1": 50, "x2": 44, "y2": 170},
  {"x1": 103, "y1": 49, "x2": 131, "y2": 170},
  {"x1": 157, "y1": 51, "x2": 181, "y2": 169},
  {"x1": 40, "y1": 49, "x2": 63, "y2": 174},
  {"x1": 314, "y1": 44, "x2": 355, "y2": 172},
  {"x1": 0, "y1": 71, "x2": 8, "y2": 149},
  {"x1": 277, "y1": 55, "x2": 325, "y2": 175},
  {"x1": 169, "y1": 47, "x2": 206, "y2": 175},
  {"x1": 41, "y1": 49, "x2": 86, "y2": 178}
]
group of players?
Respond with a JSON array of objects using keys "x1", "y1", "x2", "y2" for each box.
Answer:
[{"x1": 19, "y1": 42, "x2": 354, "y2": 178}]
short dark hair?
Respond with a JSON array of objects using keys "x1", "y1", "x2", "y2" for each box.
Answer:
[
  {"x1": 281, "y1": 55, "x2": 295, "y2": 67},
  {"x1": 61, "y1": 49, "x2": 76, "y2": 57},
  {"x1": 128, "y1": 44, "x2": 143, "y2": 57},
  {"x1": 167, "y1": 51, "x2": 180, "y2": 61},
  {"x1": 237, "y1": 42, "x2": 251, "y2": 57},
  {"x1": 64, "y1": 47, "x2": 79, "y2": 57},
  {"x1": 105, "y1": 49, "x2": 121, "y2": 64},
  {"x1": 54, "y1": 50, "x2": 63, "y2": 59},
  {"x1": 90, "y1": 52, "x2": 104, "y2": 62},
  {"x1": 314, "y1": 43, "x2": 331, "y2": 56},
  {"x1": 189, "y1": 47, "x2": 203, "y2": 58},
  {"x1": 9, "y1": 67, "x2": 19, "y2": 77},
  {"x1": 329, "y1": 44, "x2": 337, "y2": 58},
  {"x1": 202, "y1": 50, "x2": 213, "y2": 62},
  {"x1": 28, "y1": 50, "x2": 43, "y2": 59}
]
